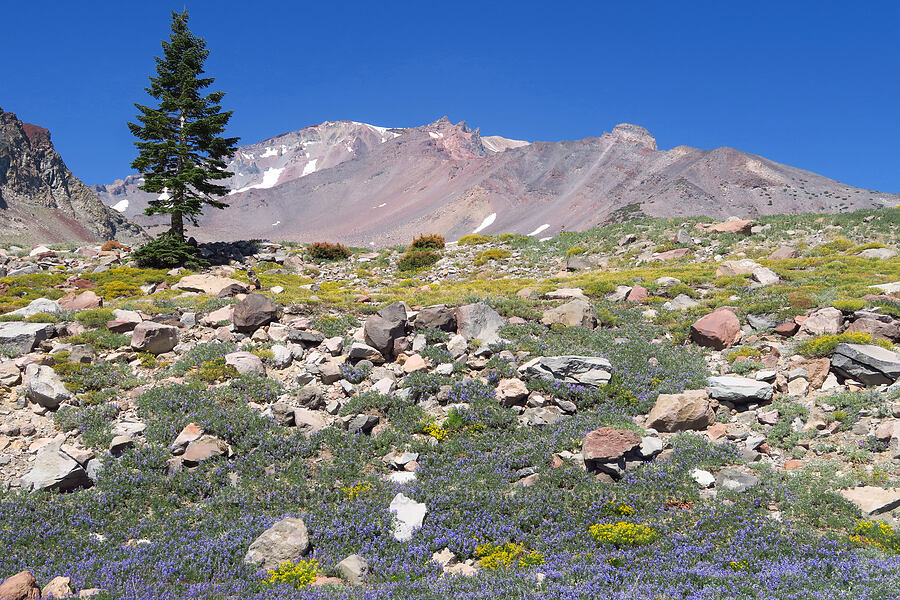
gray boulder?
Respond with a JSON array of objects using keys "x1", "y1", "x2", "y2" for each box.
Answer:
[
  {"x1": 24, "y1": 364, "x2": 72, "y2": 409},
  {"x1": 707, "y1": 376, "x2": 773, "y2": 404},
  {"x1": 716, "y1": 468, "x2": 760, "y2": 492},
  {"x1": 364, "y1": 302, "x2": 408, "y2": 358},
  {"x1": 0, "y1": 322, "x2": 54, "y2": 355},
  {"x1": 519, "y1": 355, "x2": 612, "y2": 387},
  {"x1": 415, "y1": 305, "x2": 457, "y2": 332},
  {"x1": 540, "y1": 299, "x2": 598, "y2": 329},
  {"x1": 831, "y1": 343, "x2": 900, "y2": 385},
  {"x1": 233, "y1": 294, "x2": 280, "y2": 333},
  {"x1": 21, "y1": 437, "x2": 92, "y2": 492},
  {"x1": 244, "y1": 517, "x2": 311, "y2": 572},
  {"x1": 130, "y1": 322, "x2": 178, "y2": 354},
  {"x1": 336, "y1": 554, "x2": 370, "y2": 585},
  {"x1": 224, "y1": 351, "x2": 266, "y2": 376},
  {"x1": 8, "y1": 298, "x2": 66, "y2": 319},
  {"x1": 456, "y1": 302, "x2": 505, "y2": 345}
]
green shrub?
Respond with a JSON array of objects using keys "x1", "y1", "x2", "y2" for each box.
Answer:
[
  {"x1": 795, "y1": 332, "x2": 890, "y2": 358},
  {"x1": 832, "y1": 299, "x2": 866, "y2": 313},
  {"x1": 457, "y1": 234, "x2": 489, "y2": 245},
  {"x1": 398, "y1": 250, "x2": 441, "y2": 272},
  {"x1": 308, "y1": 241, "x2": 351, "y2": 260},
  {"x1": 74, "y1": 308, "x2": 115, "y2": 329},
  {"x1": 409, "y1": 233, "x2": 445, "y2": 250},
  {"x1": 64, "y1": 329, "x2": 129, "y2": 351},
  {"x1": 473, "y1": 248, "x2": 511, "y2": 265},
  {"x1": 24, "y1": 312, "x2": 60, "y2": 323},
  {"x1": 133, "y1": 234, "x2": 209, "y2": 269}
]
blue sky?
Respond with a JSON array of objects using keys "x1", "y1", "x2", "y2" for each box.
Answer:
[{"x1": 5, "y1": 1, "x2": 899, "y2": 190}]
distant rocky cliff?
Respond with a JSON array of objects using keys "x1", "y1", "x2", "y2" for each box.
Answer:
[{"x1": 0, "y1": 108, "x2": 146, "y2": 245}]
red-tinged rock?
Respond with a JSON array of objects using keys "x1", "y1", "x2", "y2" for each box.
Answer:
[
  {"x1": 182, "y1": 435, "x2": 230, "y2": 467},
  {"x1": 784, "y1": 460, "x2": 804, "y2": 471},
  {"x1": 652, "y1": 248, "x2": 691, "y2": 261},
  {"x1": 58, "y1": 290, "x2": 102, "y2": 312},
  {"x1": 803, "y1": 357, "x2": 831, "y2": 389},
  {"x1": 774, "y1": 320, "x2": 798, "y2": 337},
  {"x1": 508, "y1": 316, "x2": 527, "y2": 325},
  {"x1": 0, "y1": 570, "x2": 40, "y2": 600},
  {"x1": 626, "y1": 285, "x2": 648, "y2": 303},
  {"x1": 582, "y1": 427, "x2": 642, "y2": 462},
  {"x1": 768, "y1": 246, "x2": 799, "y2": 260},
  {"x1": 311, "y1": 575, "x2": 344, "y2": 587},
  {"x1": 690, "y1": 309, "x2": 741, "y2": 350},
  {"x1": 700, "y1": 219, "x2": 753, "y2": 235},
  {"x1": 356, "y1": 295, "x2": 372, "y2": 303},
  {"x1": 69, "y1": 278, "x2": 95, "y2": 289},
  {"x1": 707, "y1": 423, "x2": 728, "y2": 441}
]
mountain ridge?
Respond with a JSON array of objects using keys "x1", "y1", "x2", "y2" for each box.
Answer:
[{"x1": 93, "y1": 117, "x2": 900, "y2": 246}]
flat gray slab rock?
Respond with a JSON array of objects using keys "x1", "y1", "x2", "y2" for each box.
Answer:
[
  {"x1": 831, "y1": 343, "x2": 900, "y2": 385},
  {"x1": 519, "y1": 355, "x2": 612, "y2": 387},
  {"x1": 456, "y1": 302, "x2": 505, "y2": 345},
  {"x1": 0, "y1": 322, "x2": 53, "y2": 355},
  {"x1": 21, "y1": 437, "x2": 91, "y2": 492},
  {"x1": 707, "y1": 376, "x2": 773, "y2": 404},
  {"x1": 840, "y1": 487, "x2": 900, "y2": 516}
]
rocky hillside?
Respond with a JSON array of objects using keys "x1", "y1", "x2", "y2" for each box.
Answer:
[
  {"x1": 0, "y1": 108, "x2": 146, "y2": 245},
  {"x1": 0, "y1": 207, "x2": 899, "y2": 598},
  {"x1": 96, "y1": 118, "x2": 900, "y2": 246}
]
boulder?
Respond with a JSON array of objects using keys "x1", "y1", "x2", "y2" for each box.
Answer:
[
  {"x1": 652, "y1": 248, "x2": 691, "y2": 261},
  {"x1": 24, "y1": 364, "x2": 72, "y2": 409},
  {"x1": 225, "y1": 351, "x2": 266, "y2": 376},
  {"x1": 294, "y1": 408, "x2": 329, "y2": 436},
  {"x1": 130, "y1": 322, "x2": 178, "y2": 354},
  {"x1": 414, "y1": 305, "x2": 457, "y2": 332},
  {"x1": 519, "y1": 355, "x2": 612, "y2": 387},
  {"x1": 21, "y1": 437, "x2": 91, "y2": 492},
  {"x1": 583, "y1": 427, "x2": 642, "y2": 473},
  {"x1": 336, "y1": 554, "x2": 369, "y2": 585},
  {"x1": 646, "y1": 390, "x2": 715, "y2": 432},
  {"x1": 495, "y1": 378, "x2": 529, "y2": 406},
  {"x1": 751, "y1": 267, "x2": 780, "y2": 286},
  {"x1": 831, "y1": 343, "x2": 900, "y2": 385},
  {"x1": 233, "y1": 294, "x2": 280, "y2": 333},
  {"x1": 173, "y1": 274, "x2": 248, "y2": 296},
  {"x1": 389, "y1": 493, "x2": 427, "y2": 542},
  {"x1": 768, "y1": 246, "x2": 799, "y2": 260},
  {"x1": 859, "y1": 248, "x2": 897, "y2": 259},
  {"x1": 8, "y1": 298, "x2": 66, "y2": 319},
  {"x1": 456, "y1": 302, "x2": 505, "y2": 345},
  {"x1": 715, "y1": 259, "x2": 761, "y2": 277},
  {"x1": 707, "y1": 376, "x2": 773, "y2": 404},
  {"x1": 348, "y1": 343, "x2": 384, "y2": 363},
  {"x1": 0, "y1": 322, "x2": 53, "y2": 355},
  {"x1": 364, "y1": 302, "x2": 408, "y2": 358},
  {"x1": 244, "y1": 517, "x2": 311, "y2": 572},
  {"x1": 0, "y1": 571, "x2": 40, "y2": 600},
  {"x1": 845, "y1": 314, "x2": 900, "y2": 342},
  {"x1": 839, "y1": 487, "x2": 900, "y2": 516},
  {"x1": 58, "y1": 291, "x2": 102, "y2": 312},
  {"x1": 182, "y1": 435, "x2": 230, "y2": 467},
  {"x1": 690, "y1": 309, "x2": 741, "y2": 349},
  {"x1": 800, "y1": 307, "x2": 843, "y2": 336},
  {"x1": 703, "y1": 219, "x2": 753, "y2": 235},
  {"x1": 661, "y1": 294, "x2": 700, "y2": 311},
  {"x1": 107, "y1": 309, "x2": 142, "y2": 333},
  {"x1": 41, "y1": 576, "x2": 72, "y2": 599},
  {"x1": 716, "y1": 468, "x2": 760, "y2": 492},
  {"x1": 540, "y1": 298, "x2": 597, "y2": 329},
  {"x1": 774, "y1": 320, "x2": 799, "y2": 337},
  {"x1": 626, "y1": 285, "x2": 648, "y2": 303},
  {"x1": 170, "y1": 423, "x2": 203, "y2": 454}
]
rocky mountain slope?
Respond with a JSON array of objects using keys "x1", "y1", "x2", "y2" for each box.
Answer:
[
  {"x1": 0, "y1": 208, "x2": 899, "y2": 597},
  {"x1": 0, "y1": 108, "x2": 145, "y2": 245},
  {"x1": 96, "y1": 118, "x2": 899, "y2": 246}
]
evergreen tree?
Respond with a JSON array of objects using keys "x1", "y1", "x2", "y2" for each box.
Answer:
[{"x1": 128, "y1": 10, "x2": 238, "y2": 241}]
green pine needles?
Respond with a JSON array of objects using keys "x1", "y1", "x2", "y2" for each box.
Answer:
[{"x1": 129, "y1": 10, "x2": 238, "y2": 246}]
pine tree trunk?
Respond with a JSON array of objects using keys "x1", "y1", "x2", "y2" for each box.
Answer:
[{"x1": 170, "y1": 211, "x2": 184, "y2": 240}]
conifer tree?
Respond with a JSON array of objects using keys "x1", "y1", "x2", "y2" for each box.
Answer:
[{"x1": 128, "y1": 10, "x2": 238, "y2": 242}]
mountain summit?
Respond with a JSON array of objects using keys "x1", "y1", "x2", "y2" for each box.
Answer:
[{"x1": 94, "y1": 118, "x2": 898, "y2": 246}]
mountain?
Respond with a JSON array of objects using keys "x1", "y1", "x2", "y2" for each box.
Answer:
[
  {"x1": 0, "y1": 108, "x2": 146, "y2": 245},
  {"x1": 95, "y1": 118, "x2": 899, "y2": 246}
]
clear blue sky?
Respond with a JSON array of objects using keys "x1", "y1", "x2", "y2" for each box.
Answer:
[{"x1": 5, "y1": 1, "x2": 899, "y2": 191}]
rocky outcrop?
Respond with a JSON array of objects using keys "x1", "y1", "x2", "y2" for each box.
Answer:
[
  {"x1": 0, "y1": 108, "x2": 145, "y2": 244},
  {"x1": 244, "y1": 517, "x2": 311, "y2": 572}
]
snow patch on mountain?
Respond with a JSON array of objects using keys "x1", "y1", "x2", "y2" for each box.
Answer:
[
  {"x1": 301, "y1": 159, "x2": 318, "y2": 177},
  {"x1": 472, "y1": 213, "x2": 496, "y2": 234},
  {"x1": 111, "y1": 199, "x2": 129, "y2": 213}
]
